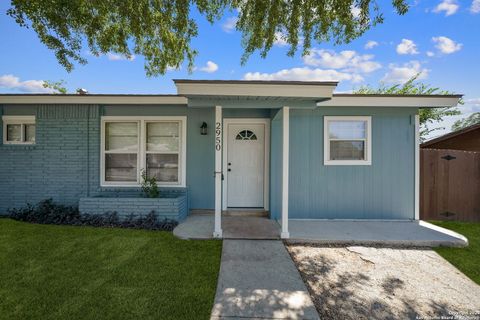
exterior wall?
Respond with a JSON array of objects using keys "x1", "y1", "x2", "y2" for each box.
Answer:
[
  {"x1": 0, "y1": 105, "x2": 99, "y2": 213},
  {"x1": 270, "y1": 109, "x2": 283, "y2": 220},
  {"x1": 0, "y1": 104, "x2": 213, "y2": 214},
  {"x1": 288, "y1": 107, "x2": 417, "y2": 220},
  {"x1": 1, "y1": 103, "x2": 417, "y2": 221}
]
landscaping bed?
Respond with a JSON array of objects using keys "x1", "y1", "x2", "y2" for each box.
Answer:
[{"x1": 0, "y1": 219, "x2": 222, "y2": 320}]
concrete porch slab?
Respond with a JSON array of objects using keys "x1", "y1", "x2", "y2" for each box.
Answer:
[
  {"x1": 173, "y1": 215, "x2": 280, "y2": 240},
  {"x1": 173, "y1": 215, "x2": 468, "y2": 247},
  {"x1": 287, "y1": 220, "x2": 468, "y2": 247}
]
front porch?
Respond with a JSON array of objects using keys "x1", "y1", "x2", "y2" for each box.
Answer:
[{"x1": 173, "y1": 214, "x2": 468, "y2": 247}]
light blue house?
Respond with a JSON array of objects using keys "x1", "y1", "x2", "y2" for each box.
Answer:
[{"x1": 0, "y1": 80, "x2": 461, "y2": 238}]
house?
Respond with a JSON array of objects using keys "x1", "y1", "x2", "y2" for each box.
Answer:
[
  {"x1": 0, "y1": 80, "x2": 462, "y2": 238},
  {"x1": 420, "y1": 123, "x2": 480, "y2": 222},
  {"x1": 421, "y1": 123, "x2": 480, "y2": 151}
]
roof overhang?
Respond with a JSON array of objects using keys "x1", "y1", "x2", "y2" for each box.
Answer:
[
  {"x1": 174, "y1": 79, "x2": 337, "y2": 99},
  {"x1": 317, "y1": 94, "x2": 463, "y2": 108},
  {"x1": 0, "y1": 94, "x2": 187, "y2": 105}
]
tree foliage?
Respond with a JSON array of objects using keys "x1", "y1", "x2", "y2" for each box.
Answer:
[
  {"x1": 42, "y1": 80, "x2": 68, "y2": 94},
  {"x1": 7, "y1": 0, "x2": 409, "y2": 76},
  {"x1": 451, "y1": 113, "x2": 480, "y2": 131},
  {"x1": 354, "y1": 74, "x2": 462, "y2": 140}
]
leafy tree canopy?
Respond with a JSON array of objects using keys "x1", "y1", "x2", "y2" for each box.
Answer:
[
  {"x1": 354, "y1": 74, "x2": 462, "y2": 140},
  {"x1": 452, "y1": 113, "x2": 480, "y2": 131},
  {"x1": 7, "y1": 0, "x2": 409, "y2": 76}
]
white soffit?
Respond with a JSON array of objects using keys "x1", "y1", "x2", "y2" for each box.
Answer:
[{"x1": 317, "y1": 94, "x2": 462, "y2": 108}]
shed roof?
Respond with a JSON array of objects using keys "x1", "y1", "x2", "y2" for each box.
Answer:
[{"x1": 421, "y1": 123, "x2": 480, "y2": 148}]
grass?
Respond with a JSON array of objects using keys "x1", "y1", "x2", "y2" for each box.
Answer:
[
  {"x1": 0, "y1": 219, "x2": 222, "y2": 320},
  {"x1": 431, "y1": 221, "x2": 480, "y2": 285}
]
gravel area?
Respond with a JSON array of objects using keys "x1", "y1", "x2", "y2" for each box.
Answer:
[{"x1": 286, "y1": 244, "x2": 480, "y2": 320}]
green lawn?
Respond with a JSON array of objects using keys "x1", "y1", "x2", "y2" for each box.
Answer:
[
  {"x1": 0, "y1": 219, "x2": 222, "y2": 320},
  {"x1": 431, "y1": 221, "x2": 480, "y2": 285}
]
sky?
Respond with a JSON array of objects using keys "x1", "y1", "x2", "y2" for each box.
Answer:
[{"x1": 0, "y1": 0, "x2": 479, "y2": 139}]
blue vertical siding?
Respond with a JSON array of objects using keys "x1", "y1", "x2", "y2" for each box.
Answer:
[
  {"x1": 269, "y1": 109, "x2": 283, "y2": 220},
  {"x1": 288, "y1": 107, "x2": 417, "y2": 220}
]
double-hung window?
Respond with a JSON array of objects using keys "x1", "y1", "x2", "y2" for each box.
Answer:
[
  {"x1": 324, "y1": 116, "x2": 371, "y2": 165},
  {"x1": 2, "y1": 116, "x2": 36, "y2": 145},
  {"x1": 101, "y1": 117, "x2": 186, "y2": 187}
]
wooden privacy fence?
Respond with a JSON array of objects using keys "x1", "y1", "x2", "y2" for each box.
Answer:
[{"x1": 421, "y1": 148, "x2": 480, "y2": 222}]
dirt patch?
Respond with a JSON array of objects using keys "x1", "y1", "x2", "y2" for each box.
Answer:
[{"x1": 286, "y1": 244, "x2": 480, "y2": 320}]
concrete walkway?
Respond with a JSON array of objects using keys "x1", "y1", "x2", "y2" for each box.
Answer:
[{"x1": 211, "y1": 240, "x2": 319, "y2": 320}]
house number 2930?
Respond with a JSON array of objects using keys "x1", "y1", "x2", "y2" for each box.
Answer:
[{"x1": 215, "y1": 122, "x2": 221, "y2": 151}]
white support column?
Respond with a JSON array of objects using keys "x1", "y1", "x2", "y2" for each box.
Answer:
[
  {"x1": 281, "y1": 107, "x2": 290, "y2": 239},
  {"x1": 213, "y1": 106, "x2": 223, "y2": 238},
  {"x1": 414, "y1": 114, "x2": 420, "y2": 220}
]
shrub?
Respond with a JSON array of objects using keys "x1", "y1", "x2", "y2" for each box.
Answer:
[
  {"x1": 141, "y1": 169, "x2": 159, "y2": 198},
  {"x1": 8, "y1": 199, "x2": 178, "y2": 231}
]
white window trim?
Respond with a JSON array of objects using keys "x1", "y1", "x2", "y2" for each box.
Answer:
[
  {"x1": 2, "y1": 115, "x2": 36, "y2": 145},
  {"x1": 100, "y1": 116, "x2": 187, "y2": 187},
  {"x1": 324, "y1": 116, "x2": 372, "y2": 166}
]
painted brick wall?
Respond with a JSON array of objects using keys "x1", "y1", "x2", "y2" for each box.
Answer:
[
  {"x1": 79, "y1": 195, "x2": 188, "y2": 221},
  {"x1": 0, "y1": 105, "x2": 99, "y2": 213}
]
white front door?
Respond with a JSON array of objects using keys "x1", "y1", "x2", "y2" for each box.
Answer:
[{"x1": 226, "y1": 122, "x2": 266, "y2": 208}]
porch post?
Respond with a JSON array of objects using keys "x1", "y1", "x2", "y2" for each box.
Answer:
[
  {"x1": 414, "y1": 114, "x2": 420, "y2": 220},
  {"x1": 281, "y1": 106, "x2": 290, "y2": 239},
  {"x1": 213, "y1": 105, "x2": 223, "y2": 238}
]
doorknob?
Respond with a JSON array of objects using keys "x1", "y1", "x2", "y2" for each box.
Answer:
[
  {"x1": 228, "y1": 168, "x2": 231, "y2": 172},
  {"x1": 228, "y1": 162, "x2": 232, "y2": 166}
]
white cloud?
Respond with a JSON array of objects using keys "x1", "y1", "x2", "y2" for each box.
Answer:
[
  {"x1": 433, "y1": 0, "x2": 459, "y2": 16},
  {"x1": 199, "y1": 61, "x2": 219, "y2": 73},
  {"x1": 351, "y1": 5, "x2": 361, "y2": 18},
  {"x1": 396, "y1": 39, "x2": 419, "y2": 55},
  {"x1": 364, "y1": 41, "x2": 379, "y2": 50},
  {"x1": 466, "y1": 98, "x2": 480, "y2": 106},
  {"x1": 222, "y1": 17, "x2": 238, "y2": 33},
  {"x1": 382, "y1": 61, "x2": 429, "y2": 84},
  {"x1": 303, "y1": 49, "x2": 381, "y2": 73},
  {"x1": 426, "y1": 51, "x2": 435, "y2": 57},
  {"x1": 243, "y1": 67, "x2": 364, "y2": 83},
  {"x1": 0, "y1": 74, "x2": 53, "y2": 93},
  {"x1": 274, "y1": 32, "x2": 288, "y2": 47},
  {"x1": 432, "y1": 36, "x2": 462, "y2": 54},
  {"x1": 107, "y1": 53, "x2": 135, "y2": 61},
  {"x1": 471, "y1": 0, "x2": 480, "y2": 13}
]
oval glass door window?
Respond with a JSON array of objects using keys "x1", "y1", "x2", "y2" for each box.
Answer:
[{"x1": 235, "y1": 130, "x2": 257, "y2": 140}]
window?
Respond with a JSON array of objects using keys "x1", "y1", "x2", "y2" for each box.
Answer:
[
  {"x1": 101, "y1": 117, "x2": 186, "y2": 187},
  {"x1": 324, "y1": 116, "x2": 371, "y2": 165},
  {"x1": 2, "y1": 116, "x2": 36, "y2": 145},
  {"x1": 235, "y1": 129, "x2": 257, "y2": 140}
]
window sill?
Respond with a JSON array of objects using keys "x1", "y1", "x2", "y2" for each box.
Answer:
[{"x1": 324, "y1": 160, "x2": 372, "y2": 166}]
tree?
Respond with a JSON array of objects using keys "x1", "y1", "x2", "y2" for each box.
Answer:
[
  {"x1": 451, "y1": 113, "x2": 480, "y2": 131},
  {"x1": 42, "y1": 80, "x2": 68, "y2": 94},
  {"x1": 7, "y1": 0, "x2": 409, "y2": 76},
  {"x1": 354, "y1": 74, "x2": 462, "y2": 140}
]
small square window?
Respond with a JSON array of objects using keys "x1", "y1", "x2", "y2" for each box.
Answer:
[
  {"x1": 324, "y1": 116, "x2": 371, "y2": 165},
  {"x1": 2, "y1": 116, "x2": 36, "y2": 145}
]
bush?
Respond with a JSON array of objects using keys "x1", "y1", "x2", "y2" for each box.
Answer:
[{"x1": 8, "y1": 199, "x2": 178, "y2": 231}]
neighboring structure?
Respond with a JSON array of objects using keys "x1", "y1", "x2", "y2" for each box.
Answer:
[
  {"x1": 0, "y1": 80, "x2": 462, "y2": 237},
  {"x1": 421, "y1": 123, "x2": 480, "y2": 151},
  {"x1": 421, "y1": 123, "x2": 480, "y2": 222}
]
